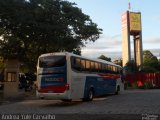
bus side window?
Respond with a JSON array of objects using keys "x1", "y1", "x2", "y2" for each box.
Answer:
[
  {"x1": 86, "y1": 60, "x2": 91, "y2": 72},
  {"x1": 90, "y1": 61, "x2": 95, "y2": 72},
  {"x1": 71, "y1": 57, "x2": 81, "y2": 71},
  {"x1": 81, "y1": 59, "x2": 86, "y2": 71},
  {"x1": 111, "y1": 65, "x2": 114, "y2": 74},
  {"x1": 95, "y1": 62, "x2": 99, "y2": 72},
  {"x1": 102, "y1": 64, "x2": 105, "y2": 73},
  {"x1": 98, "y1": 63, "x2": 102, "y2": 73},
  {"x1": 113, "y1": 66, "x2": 116, "y2": 74},
  {"x1": 75, "y1": 58, "x2": 81, "y2": 71},
  {"x1": 115, "y1": 67, "x2": 118, "y2": 74},
  {"x1": 109, "y1": 65, "x2": 112, "y2": 73},
  {"x1": 105, "y1": 64, "x2": 109, "y2": 73}
]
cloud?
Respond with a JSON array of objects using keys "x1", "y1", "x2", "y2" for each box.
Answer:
[
  {"x1": 144, "y1": 37, "x2": 160, "y2": 44},
  {"x1": 146, "y1": 48, "x2": 160, "y2": 57},
  {"x1": 81, "y1": 34, "x2": 122, "y2": 59},
  {"x1": 83, "y1": 34, "x2": 121, "y2": 49}
]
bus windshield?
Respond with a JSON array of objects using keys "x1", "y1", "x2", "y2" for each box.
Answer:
[{"x1": 39, "y1": 56, "x2": 66, "y2": 68}]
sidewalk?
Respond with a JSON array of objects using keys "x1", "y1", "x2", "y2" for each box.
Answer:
[{"x1": 0, "y1": 90, "x2": 37, "y2": 105}]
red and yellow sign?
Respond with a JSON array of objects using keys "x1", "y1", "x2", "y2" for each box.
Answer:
[{"x1": 129, "y1": 12, "x2": 141, "y2": 32}]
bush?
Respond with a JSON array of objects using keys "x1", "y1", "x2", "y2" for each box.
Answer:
[
  {"x1": 144, "y1": 83, "x2": 153, "y2": 89},
  {"x1": 138, "y1": 82, "x2": 153, "y2": 89},
  {"x1": 132, "y1": 82, "x2": 138, "y2": 89}
]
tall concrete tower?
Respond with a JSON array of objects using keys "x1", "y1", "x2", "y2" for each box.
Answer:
[{"x1": 121, "y1": 11, "x2": 143, "y2": 69}]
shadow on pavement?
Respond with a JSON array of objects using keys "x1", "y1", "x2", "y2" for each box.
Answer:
[{"x1": 41, "y1": 100, "x2": 83, "y2": 108}]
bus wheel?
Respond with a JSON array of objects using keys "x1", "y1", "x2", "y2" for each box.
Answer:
[
  {"x1": 115, "y1": 85, "x2": 120, "y2": 95},
  {"x1": 61, "y1": 99, "x2": 72, "y2": 102},
  {"x1": 83, "y1": 88, "x2": 94, "y2": 101}
]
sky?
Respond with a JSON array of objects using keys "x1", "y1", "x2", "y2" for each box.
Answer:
[{"x1": 68, "y1": 0, "x2": 160, "y2": 60}]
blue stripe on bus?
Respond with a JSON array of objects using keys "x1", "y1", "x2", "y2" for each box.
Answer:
[{"x1": 83, "y1": 76, "x2": 117, "y2": 98}]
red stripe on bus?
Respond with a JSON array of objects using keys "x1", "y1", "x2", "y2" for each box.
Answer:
[
  {"x1": 38, "y1": 85, "x2": 66, "y2": 93},
  {"x1": 98, "y1": 73, "x2": 120, "y2": 80}
]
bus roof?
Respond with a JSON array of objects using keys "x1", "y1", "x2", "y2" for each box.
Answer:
[{"x1": 39, "y1": 52, "x2": 122, "y2": 68}]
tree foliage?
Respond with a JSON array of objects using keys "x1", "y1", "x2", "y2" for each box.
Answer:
[
  {"x1": 143, "y1": 50, "x2": 158, "y2": 64},
  {"x1": 113, "y1": 59, "x2": 122, "y2": 66},
  {"x1": 142, "y1": 50, "x2": 160, "y2": 72},
  {"x1": 124, "y1": 60, "x2": 138, "y2": 74},
  {"x1": 0, "y1": 0, "x2": 102, "y2": 71},
  {"x1": 98, "y1": 55, "x2": 111, "y2": 62}
]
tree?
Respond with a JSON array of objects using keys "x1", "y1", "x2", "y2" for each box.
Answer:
[
  {"x1": 72, "y1": 47, "x2": 81, "y2": 55},
  {"x1": 0, "y1": 0, "x2": 102, "y2": 71},
  {"x1": 143, "y1": 50, "x2": 158, "y2": 63},
  {"x1": 142, "y1": 50, "x2": 160, "y2": 72},
  {"x1": 113, "y1": 59, "x2": 122, "y2": 66},
  {"x1": 98, "y1": 55, "x2": 111, "y2": 62},
  {"x1": 124, "y1": 60, "x2": 138, "y2": 74}
]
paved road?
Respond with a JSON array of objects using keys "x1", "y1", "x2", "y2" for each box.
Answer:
[{"x1": 0, "y1": 89, "x2": 160, "y2": 120}]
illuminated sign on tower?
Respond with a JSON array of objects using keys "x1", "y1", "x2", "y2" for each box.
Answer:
[{"x1": 129, "y1": 12, "x2": 141, "y2": 32}]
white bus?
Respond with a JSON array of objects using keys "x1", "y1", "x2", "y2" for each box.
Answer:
[{"x1": 36, "y1": 52, "x2": 124, "y2": 101}]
